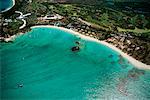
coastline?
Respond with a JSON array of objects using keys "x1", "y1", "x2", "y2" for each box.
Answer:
[
  {"x1": 31, "y1": 25, "x2": 150, "y2": 70},
  {"x1": 0, "y1": 0, "x2": 15, "y2": 13}
]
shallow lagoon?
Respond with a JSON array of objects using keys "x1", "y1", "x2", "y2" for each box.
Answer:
[
  {"x1": 0, "y1": 0, "x2": 14, "y2": 13},
  {"x1": 1, "y1": 27, "x2": 150, "y2": 99}
]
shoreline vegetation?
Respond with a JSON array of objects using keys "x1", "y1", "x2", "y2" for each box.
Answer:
[{"x1": 1, "y1": 0, "x2": 150, "y2": 65}]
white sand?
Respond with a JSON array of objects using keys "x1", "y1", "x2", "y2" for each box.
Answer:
[{"x1": 31, "y1": 25, "x2": 150, "y2": 70}]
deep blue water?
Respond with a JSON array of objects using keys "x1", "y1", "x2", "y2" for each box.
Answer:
[
  {"x1": 0, "y1": 0, "x2": 14, "y2": 13},
  {"x1": 1, "y1": 27, "x2": 150, "y2": 99}
]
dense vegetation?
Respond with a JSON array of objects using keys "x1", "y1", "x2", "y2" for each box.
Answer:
[
  {"x1": 1, "y1": 0, "x2": 150, "y2": 39},
  {"x1": 49, "y1": 4, "x2": 150, "y2": 36}
]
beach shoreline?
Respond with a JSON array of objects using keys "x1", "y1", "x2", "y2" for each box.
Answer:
[
  {"x1": 31, "y1": 25, "x2": 150, "y2": 70},
  {"x1": 0, "y1": 0, "x2": 15, "y2": 13}
]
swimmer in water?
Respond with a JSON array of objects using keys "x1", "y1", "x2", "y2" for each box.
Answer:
[
  {"x1": 22, "y1": 57, "x2": 25, "y2": 60},
  {"x1": 18, "y1": 83, "x2": 23, "y2": 88}
]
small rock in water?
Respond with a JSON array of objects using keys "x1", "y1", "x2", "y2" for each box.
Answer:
[
  {"x1": 75, "y1": 41, "x2": 80, "y2": 45},
  {"x1": 108, "y1": 54, "x2": 113, "y2": 58},
  {"x1": 71, "y1": 46, "x2": 80, "y2": 52}
]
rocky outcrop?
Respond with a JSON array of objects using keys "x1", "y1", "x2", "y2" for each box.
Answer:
[{"x1": 71, "y1": 46, "x2": 80, "y2": 52}]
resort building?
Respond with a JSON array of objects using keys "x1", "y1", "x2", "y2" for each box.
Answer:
[{"x1": 38, "y1": 14, "x2": 63, "y2": 20}]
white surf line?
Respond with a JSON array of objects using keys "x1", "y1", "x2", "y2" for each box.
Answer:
[
  {"x1": 1, "y1": 0, "x2": 15, "y2": 13},
  {"x1": 4, "y1": 34, "x2": 16, "y2": 42},
  {"x1": 31, "y1": 25, "x2": 150, "y2": 70}
]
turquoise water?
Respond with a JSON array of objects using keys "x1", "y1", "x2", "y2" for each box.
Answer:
[
  {"x1": 1, "y1": 27, "x2": 150, "y2": 99},
  {"x1": 0, "y1": 0, "x2": 14, "y2": 13}
]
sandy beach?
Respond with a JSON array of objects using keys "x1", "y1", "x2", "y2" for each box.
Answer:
[{"x1": 32, "y1": 25, "x2": 150, "y2": 70}]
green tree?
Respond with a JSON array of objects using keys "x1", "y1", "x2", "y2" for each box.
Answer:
[{"x1": 129, "y1": 15, "x2": 138, "y2": 27}]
